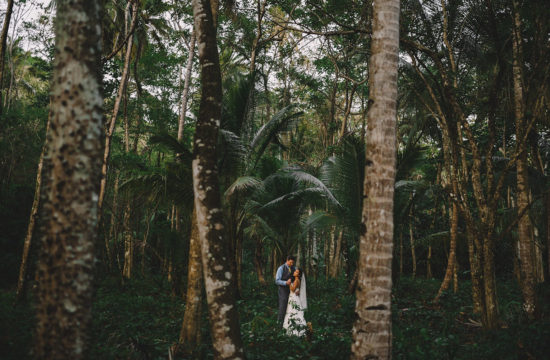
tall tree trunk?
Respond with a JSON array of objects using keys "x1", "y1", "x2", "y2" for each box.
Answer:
[
  {"x1": 107, "y1": 170, "x2": 120, "y2": 270},
  {"x1": 512, "y1": 0, "x2": 536, "y2": 319},
  {"x1": 97, "y1": 1, "x2": 137, "y2": 217},
  {"x1": 399, "y1": 229, "x2": 403, "y2": 277},
  {"x1": 34, "y1": 0, "x2": 103, "y2": 357},
  {"x1": 0, "y1": 0, "x2": 14, "y2": 117},
  {"x1": 350, "y1": 0, "x2": 399, "y2": 358},
  {"x1": 330, "y1": 229, "x2": 344, "y2": 278},
  {"x1": 426, "y1": 244, "x2": 432, "y2": 279},
  {"x1": 122, "y1": 201, "x2": 133, "y2": 279},
  {"x1": 547, "y1": 193, "x2": 550, "y2": 278},
  {"x1": 178, "y1": 32, "x2": 196, "y2": 141},
  {"x1": 465, "y1": 221, "x2": 484, "y2": 316},
  {"x1": 254, "y1": 236, "x2": 266, "y2": 286},
  {"x1": 191, "y1": 0, "x2": 244, "y2": 358},
  {"x1": 175, "y1": 29, "x2": 202, "y2": 355},
  {"x1": 15, "y1": 108, "x2": 51, "y2": 303},
  {"x1": 409, "y1": 204, "x2": 416, "y2": 279},
  {"x1": 175, "y1": 208, "x2": 203, "y2": 355},
  {"x1": 122, "y1": 61, "x2": 133, "y2": 279},
  {"x1": 435, "y1": 201, "x2": 458, "y2": 301}
]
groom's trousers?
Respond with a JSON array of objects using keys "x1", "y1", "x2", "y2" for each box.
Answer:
[{"x1": 278, "y1": 285, "x2": 290, "y2": 326}]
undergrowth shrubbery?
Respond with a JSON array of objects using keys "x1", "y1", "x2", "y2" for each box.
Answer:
[{"x1": 1, "y1": 274, "x2": 549, "y2": 359}]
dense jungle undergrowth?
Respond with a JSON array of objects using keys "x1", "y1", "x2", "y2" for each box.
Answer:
[{"x1": 2, "y1": 273, "x2": 549, "y2": 359}]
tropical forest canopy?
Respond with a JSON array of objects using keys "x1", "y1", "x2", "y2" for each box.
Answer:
[{"x1": 0, "y1": 0, "x2": 549, "y2": 359}]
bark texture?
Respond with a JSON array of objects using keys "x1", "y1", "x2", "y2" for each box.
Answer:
[
  {"x1": 0, "y1": 0, "x2": 14, "y2": 117},
  {"x1": 34, "y1": 0, "x2": 104, "y2": 358},
  {"x1": 177, "y1": 208, "x2": 203, "y2": 354},
  {"x1": 191, "y1": 0, "x2": 245, "y2": 358},
  {"x1": 350, "y1": 0, "x2": 399, "y2": 358},
  {"x1": 512, "y1": 0, "x2": 536, "y2": 319},
  {"x1": 435, "y1": 202, "x2": 458, "y2": 301}
]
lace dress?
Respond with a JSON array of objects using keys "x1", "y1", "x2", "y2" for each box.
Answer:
[{"x1": 282, "y1": 289, "x2": 307, "y2": 336}]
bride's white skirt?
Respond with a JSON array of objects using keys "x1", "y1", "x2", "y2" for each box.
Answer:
[{"x1": 282, "y1": 292, "x2": 307, "y2": 336}]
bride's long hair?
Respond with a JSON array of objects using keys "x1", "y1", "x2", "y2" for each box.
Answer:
[{"x1": 293, "y1": 267, "x2": 304, "y2": 282}]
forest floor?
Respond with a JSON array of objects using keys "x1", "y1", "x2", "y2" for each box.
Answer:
[{"x1": 2, "y1": 274, "x2": 549, "y2": 359}]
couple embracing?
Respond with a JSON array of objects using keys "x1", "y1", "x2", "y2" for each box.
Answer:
[{"x1": 275, "y1": 255, "x2": 307, "y2": 336}]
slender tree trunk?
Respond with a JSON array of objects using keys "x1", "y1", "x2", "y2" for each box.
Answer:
[
  {"x1": 435, "y1": 201, "x2": 458, "y2": 301},
  {"x1": 15, "y1": 108, "x2": 51, "y2": 303},
  {"x1": 191, "y1": 0, "x2": 244, "y2": 358},
  {"x1": 175, "y1": 27, "x2": 202, "y2": 356},
  {"x1": 426, "y1": 244, "x2": 432, "y2": 279},
  {"x1": 97, "y1": 1, "x2": 137, "y2": 217},
  {"x1": 34, "y1": 1, "x2": 103, "y2": 357},
  {"x1": 453, "y1": 261, "x2": 458, "y2": 293},
  {"x1": 121, "y1": 55, "x2": 134, "y2": 279},
  {"x1": 350, "y1": 0, "x2": 399, "y2": 358},
  {"x1": 399, "y1": 229, "x2": 403, "y2": 277},
  {"x1": 0, "y1": 0, "x2": 14, "y2": 117},
  {"x1": 107, "y1": 170, "x2": 120, "y2": 270},
  {"x1": 409, "y1": 205, "x2": 416, "y2": 279},
  {"x1": 122, "y1": 201, "x2": 133, "y2": 279},
  {"x1": 512, "y1": 0, "x2": 536, "y2": 319},
  {"x1": 178, "y1": 32, "x2": 196, "y2": 141},
  {"x1": 547, "y1": 193, "x2": 550, "y2": 278},
  {"x1": 330, "y1": 229, "x2": 344, "y2": 278},
  {"x1": 254, "y1": 237, "x2": 266, "y2": 286},
  {"x1": 176, "y1": 208, "x2": 203, "y2": 355}
]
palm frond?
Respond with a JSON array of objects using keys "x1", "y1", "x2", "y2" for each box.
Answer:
[
  {"x1": 249, "y1": 105, "x2": 303, "y2": 167},
  {"x1": 149, "y1": 132, "x2": 192, "y2": 163},
  {"x1": 224, "y1": 176, "x2": 263, "y2": 198},
  {"x1": 282, "y1": 167, "x2": 341, "y2": 208}
]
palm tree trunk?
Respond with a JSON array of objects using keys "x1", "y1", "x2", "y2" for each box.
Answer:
[
  {"x1": 191, "y1": 0, "x2": 244, "y2": 358},
  {"x1": 512, "y1": 0, "x2": 536, "y2": 319},
  {"x1": 97, "y1": 1, "x2": 137, "y2": 217},
  {"x1": 0, "y1": 0, "x2": 14, "y2": 117},
  {"x1": 350, "y1": 0, "x2": 399, "y2": 357},
  {"x1": 34, "y1": 1, "x2": 103, "y2": 357}
]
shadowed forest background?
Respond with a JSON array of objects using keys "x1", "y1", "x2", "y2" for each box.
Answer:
[{"x1": 1, "y1": 0, "x2": 549, "y2": 359}]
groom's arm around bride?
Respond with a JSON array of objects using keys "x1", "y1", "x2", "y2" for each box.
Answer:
[{"x1": 275, "y1": 256, "x2": 295, "y2": 326}]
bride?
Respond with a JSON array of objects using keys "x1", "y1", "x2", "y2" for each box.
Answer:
[{"x1": 282, "y1": 268, "x2": 307, "y2": 336}]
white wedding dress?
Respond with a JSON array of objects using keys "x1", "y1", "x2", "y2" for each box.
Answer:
[{"x1": 282, "y1": 275, "x2": 307, "y2": 336}]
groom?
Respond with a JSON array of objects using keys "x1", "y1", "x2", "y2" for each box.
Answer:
[{"x1": 275, "y1": 255, "x2": 296, "y2": 326}]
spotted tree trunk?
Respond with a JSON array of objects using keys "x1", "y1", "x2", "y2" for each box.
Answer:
[
  {"x1": 34, "y1": 0, "x2": 104, "y2": 358},
  {"x1": 191, "y1": 0, "x2": 244, "y2": 358},
  {"x1": 512, "y1": 0, "x2": 537, "y2": 319},
  {"x1": 350, "y1": 0, "x2": 400, "y2": 358}
]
